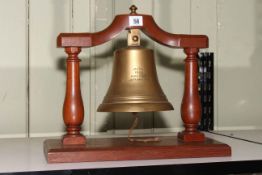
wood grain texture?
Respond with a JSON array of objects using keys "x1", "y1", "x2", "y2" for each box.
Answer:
[
  {"x1": 57, "y1": 14, "x2": 208, "y2": 48},
  {"x1": 44, "y1": 136, "x2": 231, "y2": 163}
]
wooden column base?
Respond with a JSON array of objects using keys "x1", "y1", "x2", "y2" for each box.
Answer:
[
  {"x1": 178, "y1": 131, "x2": 205, "y2": 142},
  {"x1": 44, "y1": 136, "x2": 231, "y2": 163},
  {"x1": 62, "y1": 134, "x2": 86, "y2": 145}
]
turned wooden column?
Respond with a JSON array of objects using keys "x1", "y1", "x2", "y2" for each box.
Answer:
[
  {"x1": 63, "y1": 47, "x2": 86, "y2": 145},
  {"x1": 178, "y1": 48, "x2": 205, "y2": 142}
]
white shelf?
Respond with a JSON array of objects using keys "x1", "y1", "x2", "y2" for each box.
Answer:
[{"x1": 211, "y1": 130, "x2": 262, "y2": 143}]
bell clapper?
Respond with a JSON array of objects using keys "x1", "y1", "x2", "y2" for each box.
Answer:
[
  {"x1": 128, "y1": 112, "x2": 160, "y2": 143},
  {"x1": 127, "y1": 112, "x2": 139, "y2": 141}
]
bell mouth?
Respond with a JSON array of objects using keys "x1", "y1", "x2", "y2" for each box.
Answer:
[{"x1": 97, "y1": 102, "x2": 174, "y2": 112}]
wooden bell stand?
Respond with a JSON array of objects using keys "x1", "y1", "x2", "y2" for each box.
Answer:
[{"x1": 44, "y1": 6, "x2": 231, "y2": 163}]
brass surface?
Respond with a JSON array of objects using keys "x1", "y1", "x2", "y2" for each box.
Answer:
[{"x1": 97, "y1": 46, "x2": 174, "y2": 112}]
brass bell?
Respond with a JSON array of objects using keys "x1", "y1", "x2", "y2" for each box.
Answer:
[{"x1": 97, "y1": 30, "x2": 173, "y2": 112}]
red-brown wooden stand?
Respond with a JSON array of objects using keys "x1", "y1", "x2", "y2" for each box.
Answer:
[
  {"x1": 44, "y1": 6, "x2": 231, "y2": 163},
  {"x1": 44, "y1": 136, "x2": 230, "y2": 163}
]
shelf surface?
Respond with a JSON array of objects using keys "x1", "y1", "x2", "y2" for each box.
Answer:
[{"x1": 0, "y1": 131, "x2": 262, "y2": 173}]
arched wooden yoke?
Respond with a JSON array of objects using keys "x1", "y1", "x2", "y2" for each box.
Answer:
[
  {"x1": 57, "y1": 15, "x2": 208, "y2": 49},
  {"x1": 44, "y1": 6, "x2": 231, "y2": 163}
]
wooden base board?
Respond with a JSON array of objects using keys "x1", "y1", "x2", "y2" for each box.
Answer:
[{"x1": 44, "y1": 136, "x2": 231, "y2": 163}]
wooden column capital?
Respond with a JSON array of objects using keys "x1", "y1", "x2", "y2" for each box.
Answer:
[{"x1": 65, "y1": 47, "x2": 81, "y2": 55}]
